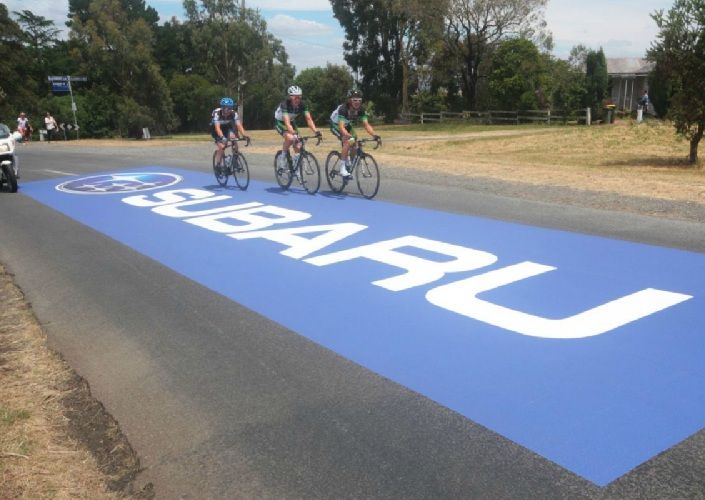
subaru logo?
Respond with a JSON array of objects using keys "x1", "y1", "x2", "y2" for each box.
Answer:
[{"x1": 56, "y1": 173, "x2": 182, "y2": 194}]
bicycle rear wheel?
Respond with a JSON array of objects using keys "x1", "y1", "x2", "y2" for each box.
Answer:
[
  {"x1": 213, "y1": 151, "x2": 228, "y2": 186},
  {"x1": 232, "y1": 153, "x2": 250, "y2": 190},
  {"x1": 300, "y1": 152, "x2": 321, "y2": 194},
  {"x1": 355, "y1": 153, "x2": 380, "y2": 199},
  {"x1": 324, "y1": 151, "x2": 347, "y2": 193},
  {"x1": 274, "y1": 151, "x2": 293, "y2": 190}
]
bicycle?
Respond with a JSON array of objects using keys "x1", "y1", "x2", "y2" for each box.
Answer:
[
  {"x1": 325, "y1": 136, "x2": 381, "y2": 199},
  {"x1": 273, "y1": 134, "x2": 322, "y2": 194},
  {"x1": 213, "y1": 136, "x2": 251, "y2": 190}
]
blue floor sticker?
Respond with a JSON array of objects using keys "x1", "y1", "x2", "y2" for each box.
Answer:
[{"x1": 22, "y1": 167, "x2": 705, "y2": 485}]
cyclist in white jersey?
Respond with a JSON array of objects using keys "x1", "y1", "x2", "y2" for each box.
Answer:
[{"x1": 273, "y1": 85, "x2": 321, "y2": 169}]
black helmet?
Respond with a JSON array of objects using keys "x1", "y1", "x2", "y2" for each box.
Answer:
[{"x1": 348, "y1": 89, "x2": 362, "y2": 99}]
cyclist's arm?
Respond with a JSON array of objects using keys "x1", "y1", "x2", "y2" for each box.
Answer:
[
  {"x1": 236, "y1": 122, "x2": 246, "y2": 138},
  {"x1": 305, "y1": 111, "x2": 319, "y2": 135},
  {"x1": 283, "y1": 113, "x2": 296, "y2": 135},
  {"x1": 339, "y1": 120, "x2": 352, "y2": 140},
  {"x1": 363, "y1": 119, "x2": 376, "y2": 137},
  {"x1": 214, "y1": 122, "x2": 225, "y2": 140}
]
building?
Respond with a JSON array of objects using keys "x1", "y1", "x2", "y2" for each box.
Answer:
[{"x1": 607, "y1": 58, "x2": 654, "y2": 113}]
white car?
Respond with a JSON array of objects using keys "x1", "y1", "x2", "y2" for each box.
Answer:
[{"x1": 0, "y1": 123, "x2": 19, "y2": 192}]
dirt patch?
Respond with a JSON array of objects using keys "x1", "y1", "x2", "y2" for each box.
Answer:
[{"x1": 0, "y1": 264, "x2": 153, "y2": 498}]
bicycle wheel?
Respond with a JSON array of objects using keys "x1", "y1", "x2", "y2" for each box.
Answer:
[
  {"x1": 274, "y1": 151, "x2": 293, "y2": 190},
  {"x1": 355, "y1": 153, "x2": 380, "y2": 199},
  {"x1": 232, "y1": 153, "x2": 250, "y2": 190},
  {"x1": 213, "y1": 151, "x2": 228, "y2": 187},
  {"x1": 299, "y1": 152, "x2": 321, "y2": 194},
  {"x1": 324, "y1": 151, "x2": 346, "y2": 193}
]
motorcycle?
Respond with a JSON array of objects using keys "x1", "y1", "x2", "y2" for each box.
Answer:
[{"x1": 0, "y1": 124, "x2": 19, "y2": 193}]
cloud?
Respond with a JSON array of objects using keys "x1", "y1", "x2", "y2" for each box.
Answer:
[
  {"x1": 267, "y1": 14, "x2": 332, "y2": 37},
  {"x1": 248, "y1": 0, "x2": 331, "y2": 10}
]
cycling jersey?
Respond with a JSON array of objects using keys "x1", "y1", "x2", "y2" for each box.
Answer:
[
  {"x1": 210, "y1": 107, "x2": 239, "y2": 140},
  {"x1": 274, "y1": 99, "x2": 311, "y2": 125},
  {"x1": 330, "y1": 103, "x2": 368, "y2": 126}
]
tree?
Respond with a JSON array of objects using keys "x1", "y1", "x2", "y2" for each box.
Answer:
[
  {"x1": 69, "y1": 0, "x2": 176, "y2": 136},
  {"x1": 648, "y1": 0, "x2": 705, "y2": 163},
  {"x1": 294, "y1": 64, "x2": 354, "y2": 124},
  {"x1": 583, "y1": 48, "x2": 608, "y2": 118},
  {"x1": 13, "y1": 10, "x2": 61, "y2": 97},
  {"x1": 488, "y1": 38, "x2": 546, "y2": 110},
  {"x1": 545, "y1": 56, "x2": 586, "y2": 113},
  {"x1": 0, "y1": 4, "x2": 29, "y2": 118},
  {"x1": 444, "y1": 0, "x2": 548, "y2": 109},
  {"x1": 182, "y1": 0, "x2": 294, "y2": 128},
  {"x1": 331, "y1": 0, "x2": 445, "y2": 120}
]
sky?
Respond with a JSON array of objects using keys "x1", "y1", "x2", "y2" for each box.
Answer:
[{"x1": 3, "y1": 0, "x2": 675, "y2": 73}]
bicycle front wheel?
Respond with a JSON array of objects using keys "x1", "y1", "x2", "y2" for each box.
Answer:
[
  {"x1": 274, "y1": 151, "x2": 293, "y2": 190},
  {"x1": 213, "y1": 151, "x2": 228, "y2": 187},
  {"x1": 232, "y1": 153, "x2": 250, "y2": 190},
  {"x1": 324, "y1": 151, "x2": 346, "y2": 193},
  {"x1": 356, "y1": 153, "x2": 380, "y2": 199},
  {"x1": 300, "y1": 152, "x2": 321, "y2": 194}
]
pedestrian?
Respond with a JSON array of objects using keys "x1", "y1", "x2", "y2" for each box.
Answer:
[
  {"x1": 17, "y1": 112, "x2": 31, "y2": 143},
  {"x1": 639, "y1": 90, "x2": 649, "y2": 114},
  {"x1": 44, "y1": 112, "x2": 58, "y2": 143}
]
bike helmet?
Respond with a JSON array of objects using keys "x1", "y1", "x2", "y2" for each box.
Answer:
[
  {"x1": 219, "y1": 97, "x2": 234, "y2": 108},
  {"x1": 287, "y1": 85, "x2": 303, "y2": 96},
  {"x1": 348, "y1": 89, "x2": 362, "y2": 99}
]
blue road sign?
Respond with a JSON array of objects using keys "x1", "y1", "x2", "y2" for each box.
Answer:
[
  {"x1": 51, "y1": 82, "x2": 70, "y2": 93},
  {"x1": 22, "y1": 167, "x2": 705, "y2": 485}
]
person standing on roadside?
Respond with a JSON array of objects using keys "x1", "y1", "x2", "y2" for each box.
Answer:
[
  {"x1": 17, "y1": 112, "x2": 31, "y2": 143},
  {"x1": 44, "y1": 112, "x2": 58, "y2": 143}
]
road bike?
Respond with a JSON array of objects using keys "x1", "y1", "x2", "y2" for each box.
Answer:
[
  {"x1": 325, "y1": 137, "x2": 381, "y2": 199},
  {"x1": 273, "y1": 134, "x2": 322, "y2": 194},
  {"x1": 212, "y1": 136, "x2": 251, "y2": 190}
]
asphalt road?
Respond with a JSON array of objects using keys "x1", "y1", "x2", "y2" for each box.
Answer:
[{"x1": 1, "y1": 142, "x2": 704, "y2": 498}]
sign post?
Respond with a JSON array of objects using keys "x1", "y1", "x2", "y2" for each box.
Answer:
[{"x1": 48, "y1": 76, "x2": 87, "y2": 139}]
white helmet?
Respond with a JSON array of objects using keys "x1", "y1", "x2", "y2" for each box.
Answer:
[{"x1": 287, "y1": 85, "x2": 303, "y2": 96}]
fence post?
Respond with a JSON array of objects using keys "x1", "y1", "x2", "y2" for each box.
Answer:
[
  {"x1": 420, "y1": 113, "x2": 424, "y2": 125},
  {"x1": 586, "y1": 107, "x2": 591, "y2": 126},
  {"x1": 547, "y1": 109, "x2": 551, "y2": 125}
]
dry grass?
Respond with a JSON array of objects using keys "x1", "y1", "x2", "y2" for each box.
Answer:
[
  {"x1": 0, "y1": 266, "x2": 130, "y2": 499},
  {"x1": 54, "y1": 120, "x2": 705, "y2": 205}
]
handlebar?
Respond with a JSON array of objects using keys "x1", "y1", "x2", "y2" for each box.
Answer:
[
  {"x1": 358, "y1": 136, "x2": 382, "y2": 150},
  {"x1": 296, "y1": 134, "x2": 323, "y2": 147},
  {"x1": 223, "y1": 136, "x2": 250, "y2": 147}
]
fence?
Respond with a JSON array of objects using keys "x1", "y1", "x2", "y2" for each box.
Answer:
[{"x1": 398, "y1": 108, "x2": 591, "y2": 125}]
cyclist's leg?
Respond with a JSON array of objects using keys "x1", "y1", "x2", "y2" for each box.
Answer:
[{"x1": 212, "y1": 129, "x2": 226, "y2": 165}]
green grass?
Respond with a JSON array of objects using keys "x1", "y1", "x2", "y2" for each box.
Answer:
[{"x1": 0, "y1": 406, "x2": 31, "y2": 426}]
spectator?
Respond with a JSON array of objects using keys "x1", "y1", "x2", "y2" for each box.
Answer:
[
  {"x1": 44, "y1": 112, "x2": 58, "y2": 143},
  {"x1": 639, "y1": 90, "x2": 650, "y2": 113},
  {"x1": 17, "y1": 112, "x2": 31, "y2": 143}
]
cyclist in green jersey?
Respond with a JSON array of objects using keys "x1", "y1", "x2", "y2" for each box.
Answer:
[
  {"x1": 329, "y1": 89, "x2": 379, "y2": 178},
  {"x1": 273, "y1": 85, "x2": 322, "y2": 170}
]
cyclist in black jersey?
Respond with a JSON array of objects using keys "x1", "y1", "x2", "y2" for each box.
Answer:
[
  {"x1": 329, "y1": 89, "x2": 380, "y2": 178},
  {"x1": 273, "y1": 85, "x2": 322, "y2": 170},
  {"x1": 211, "y1": 96, "x2": 248, "y2": 168}
]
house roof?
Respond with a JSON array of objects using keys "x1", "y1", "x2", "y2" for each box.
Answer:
[{"x1": 607, "y1": 58, "x2": 654, "y2": 76}]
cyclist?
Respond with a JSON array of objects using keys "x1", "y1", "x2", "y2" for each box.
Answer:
[
  {"x1": 329, "y1": 89, "x2": 380, "y2": 178},
  {"x1": 211, "y1": 96, "x2": 248, "y2": 168},
  {"x1": 274, "y1": 85, "x2": 322, "y2": 170}
]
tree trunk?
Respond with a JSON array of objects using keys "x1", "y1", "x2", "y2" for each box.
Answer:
[
  {"x1": 689, "y1": 121, "x2": 704, "y2": 164},
  {"x1": 402, "y1": 59, "x2": 409, "y2": 114}
]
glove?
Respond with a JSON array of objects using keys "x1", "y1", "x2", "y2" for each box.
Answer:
[
  {"x1": 218, "y1": 136, "x2": 227, "y2": 144},
  {"x1": 315, "y1": 130, "x2": 323, "y2": 138},
  {"x1": 243, "y1": 135, "x2": 251, "y2": 145},
  {"x1": 373, "y1": 135, "x2": 381, "y2": 141}
]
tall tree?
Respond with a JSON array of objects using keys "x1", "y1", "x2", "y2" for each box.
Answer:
[
  {"x1": 583, "y1": 48, "x2": 608, "y2": 118},
  {"x1": 69, "y1": 0, "x2": 176, "y2": 136},
  {"x1": 13, "y1": 10, "x2": 61, "y2": 94},
  {"x1": 331, "y1": 0, "x2": 445, "y2": 120},
  {"x1": 0, "y1": 4, "x2": 30, "y2": 118},
  {"x1": 294, "y1": 64, "x2": 354, "y2": 124},
  {"x1": 487, "y1": 38, "x2": 546, "y2": 110},
  {"x1": 648, "y1": 0, "x2": 705, "y2": 163},
  {"x1": 182, "y1": 0, "x2": 293, "y2": 128},
  {"x1": 444, "y1": 0, "x2": 548, "y2": 109}
]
